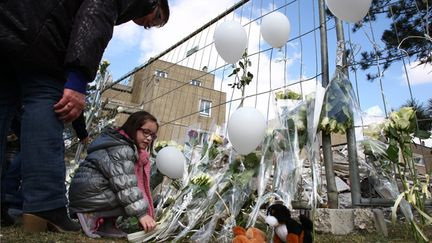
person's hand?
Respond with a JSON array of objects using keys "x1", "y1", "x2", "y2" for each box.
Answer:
[
  {"x1": 138, "y1": 215, "x2": 156, "y2": 232},
  {"x1": 54, "y1": 89, "x2": 85, "y2": 123}
]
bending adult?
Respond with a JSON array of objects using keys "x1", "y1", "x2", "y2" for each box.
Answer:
[{"x1": 0, "y1": 0, "x2": 169, "y2": 233}]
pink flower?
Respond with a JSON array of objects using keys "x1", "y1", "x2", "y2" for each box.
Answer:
[{"x1": 188, "y1": 129, "x2": 198, "y2": 138}]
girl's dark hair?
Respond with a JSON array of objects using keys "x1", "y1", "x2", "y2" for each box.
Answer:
[{"x1": 120, "y1": 111, "x2": 159, "y2": 150}]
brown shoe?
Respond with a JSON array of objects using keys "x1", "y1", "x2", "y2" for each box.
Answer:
[{"x1": 23, "y1": 207, "x2": 80, "y2": 233}]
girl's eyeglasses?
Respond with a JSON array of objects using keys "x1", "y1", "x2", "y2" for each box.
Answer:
[{"x1": 138, "y1": 128, "x2": 158, "y2": 140}]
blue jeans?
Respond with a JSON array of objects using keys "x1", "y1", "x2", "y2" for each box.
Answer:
[
  {"x1": 0, "y1": 71, "x2": 67, "y2": 213},
  {"x1": 2, "y1": 153, "x2": 23, "y2": 209}
]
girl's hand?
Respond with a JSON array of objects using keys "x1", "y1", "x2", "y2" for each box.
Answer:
[{"x1": 138, "y1": 215, "x2": 156, "y2": 232}]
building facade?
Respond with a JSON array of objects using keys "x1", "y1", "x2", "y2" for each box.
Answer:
[{"x1": 102, "y1": 59, "x2": 226, "y2": 145}]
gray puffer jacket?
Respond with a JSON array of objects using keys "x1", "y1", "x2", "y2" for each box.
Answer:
[{"x1": 68, "y1": 127, "x2": 148, "y2": 217}]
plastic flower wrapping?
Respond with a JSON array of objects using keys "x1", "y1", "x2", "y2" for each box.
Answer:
[
  {"x1": 360, "y1": 107, "x2": 432, "y2": 242},
  {"x1": 127, "y1": 92, "x2": 328, "y2": 242},
  {"x1": 271, "y1": 88, "x2": 325, "y2": 209},
  {"x1": 274, "y1": 89, "x2": 308, "y2": 150},
  {"x1": 127, "y1": 124, "x2": 262, "y2": 242},
  {"x1": 319, "y1": 67, "x2": 360, "y2": 135},
  {"x1": 303, "y1": 87, "x2": 326, "y2": 209},
  {"x1": 271, "y1": 90, "x2": 307, "y2": 206}
]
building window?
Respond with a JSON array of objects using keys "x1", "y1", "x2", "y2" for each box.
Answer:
[
  {"x1": 155, "y1": 70, "x2": 168, "y2": 78},
  {"x1": 198, "y1": 131, "x2": 210, "y2": 146},
  {"x1": 186, "y1": 45, "x2": 199, "y2": 57},
  {"x1": 413, "y1": 154, "x2": 424, "y2": 165},
  {"x1": 128, "y1": 75, "x2": 134, "y2": 85},
  {"x1": 190, "y1": 79, "x2": 201, "y2": 86},
  {"x1": 199, "y1": 99, "x2": 212, "y2": 117}
]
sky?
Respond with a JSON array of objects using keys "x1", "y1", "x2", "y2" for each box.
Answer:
[{"x1": 102, "y1": 0, "x2": 432, "y2": 120}]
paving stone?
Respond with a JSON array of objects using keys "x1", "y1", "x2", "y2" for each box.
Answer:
[
  {"x1": 313, "y1": 208, "x2": 379, "y2": 235},
  {"x1": 372, "y1": 209, "x2": 388, "y2": 237}
]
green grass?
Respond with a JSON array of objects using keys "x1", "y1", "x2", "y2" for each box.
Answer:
[
  {"x1": 1, "y1": 223, "x2": 430, "y2": 243},
  {"x1": 0, "y1": 226, "x2": 126, "y2": 243}
]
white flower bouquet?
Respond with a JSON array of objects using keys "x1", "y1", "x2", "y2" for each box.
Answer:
[
  {"x1": 274, "y1": 89, "x2": 308, "y2": 150},
  {"x1": 319, "y1": 68, "x2": 358, "y2": 134},
  {"x1": 128, "y1": 128, "x2": 263, "y2": 242},
  {"x1": 360, "y1": 107, "x2": 432, "y2": 243}
]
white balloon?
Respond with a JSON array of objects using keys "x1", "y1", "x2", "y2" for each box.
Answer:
[
  {"x1": 260, "y1": 12, "x2": 291, "y2": 48},
  {"x1": 156, "y1": 146, "x2": 185, "y2": 179},
  {"x1": 326, "y1": 0, "x2": 372, "y2": 23},
  {"x1": 214, "y1": 21, "x2": 248, "y2": 64},
  {"x1": 227, "y1": 107, "x2": 267, "y2": 155}
]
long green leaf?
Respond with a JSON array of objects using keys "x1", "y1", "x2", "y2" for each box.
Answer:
[
  {"x1": 411, "y1": 220, "x2": 429, "y2": 242},
  {"x1": 413, "y1": 205, "x2": 432, "y2": 225}
]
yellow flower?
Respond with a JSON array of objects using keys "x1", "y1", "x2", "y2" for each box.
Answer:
[
  {"x1": 295, "y1": 119, "x2": 306, "y2": 131},
  {"x1": 422, "y1": 175, "x2": 431, "y2": 199},
  {"x1": 321, "y1": 116, "x2": 330, "y2": 127},
  {"x1": 408, "y1": 192, "x2": 416, "y2": 205},
  {"x1": 364, "y1": 123, "x2": 383, "y2": 139},
  {"x1": 329, "y1": 119, "x2": 337, "y2": 131},
  {"x1": 387, "y1": 107, "x2": 415, "y2": 132},
  {"x1": 406, "y1": 184, "x2": 417, "y2": 205},
  {"x1": 155, "y1": 140, "x2": 168, "y2": 148},
  {"x1": 176, "y1": 144, "x2": 184, "y2": 152},
  {"x1": 275, "y1": 90, "x2": 285, "y2": 100},
  {"x1": 191, "y1": 174, "x2": 212, "y2": 187},
  {"x1": 167, "y1": 140, "x2": 178, "y2": 146},
  {"x1": 211, "y1": 133, "x2": 223, "y2": 145},
  {"x1": 422, "y1": 184, "x2": 431, "y2": 199},
  {"x1": 275, "y1": 89, "x2": 301, "y2": 100}
]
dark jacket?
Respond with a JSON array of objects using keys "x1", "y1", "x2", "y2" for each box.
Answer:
[
  {"x1": 68, "y1": 127, "x2": 148, "y2": 217},
  {"x1": 0, "y1": 0, "x2": 156, "y2": 82}
]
